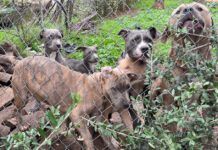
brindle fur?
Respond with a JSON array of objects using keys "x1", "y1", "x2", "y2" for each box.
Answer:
[{"x1": 12, "y1": 56, "x2": 137, "y2": 150}]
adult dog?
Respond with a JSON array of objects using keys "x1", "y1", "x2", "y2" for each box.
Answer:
[
  {"x1": 11, "y1": 56, "x2": 137, "y2": 150},
  {"x1": 150, "y1": 2, "x2": 214, "y2": 106}
]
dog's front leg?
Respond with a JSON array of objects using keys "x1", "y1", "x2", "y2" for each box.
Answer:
[
  {"x1": 119, "y1": 109, "x2": 133, "y2": 131},
  {"x1": 95, "y1": 113, "x2": 120, "y2": 150},
  {"x1": 70, "y1": 108, "x2": 94, "y2": 150}
]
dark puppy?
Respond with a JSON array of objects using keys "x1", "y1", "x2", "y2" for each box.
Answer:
[
  {"x1": 65, "y1": 45, "x2": 98, "y2": 74},
  {"x1": 40, "y1": 29, "x2": 65, "y2": 64}
]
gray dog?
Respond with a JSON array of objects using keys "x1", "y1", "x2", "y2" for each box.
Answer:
[
  {"x1": 40, "y1": 28, "x2": 65, "y2": 64},
  {"x1": 65, "y1": 45, "x2": 98, "y2": 74}
]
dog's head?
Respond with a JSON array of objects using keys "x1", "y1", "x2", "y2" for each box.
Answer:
[
  {"x1": 40, "y1": 29, "x2": 63, "y2": 53},
  {"x1": 0, "y1": 42, "x2": 22, "y2": 59},
  {"x1": 100, "y1": 67, "x2": 138, "y2": 111},
  {"x1": 76, "y1": 45, "x2": 98, "y2": 63},
  {"x1": 161, "y1": 2, "x2": 213, "y2": 42},
  {"x1": 118, "y1": 27, "x2": 160, "y2": 63}
]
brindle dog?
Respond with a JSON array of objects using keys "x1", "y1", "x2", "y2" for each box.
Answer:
[{"x1": 11, "y1": 56, "x2": 137, "y2": 150}]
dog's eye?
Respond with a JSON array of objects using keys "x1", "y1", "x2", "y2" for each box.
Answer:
[
  {"x1": 57, "y1": 35, "x2": 62, "y2": 39},
  {"x1": 176, "y1": 10, "x2": 180, "y2": 14},
  {"x1": 132, "y1": 36, "x2": 141, "y2": 43},
  {"x1": 197, "y1": 7, "x2": 203, "y2": 12},
  {"x1": 143, "y1": 37, "x2": 152, "y2": 43},
  {"x1": 48, "y1": 35, "x2": 53, "y2": 39}
]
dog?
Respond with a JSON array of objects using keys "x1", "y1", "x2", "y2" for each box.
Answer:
[
  {"x1": 40, "y1": 28, "x2": 65, "y2": 64},
  {"x1": 11, "y1": 56, "x2": 137, "y2": 150},
  {"x1": 0, "y1": 42, "x2": 22, "y2": 73},
  {"x1": 150, "y1": 2, "x2": 214, "y2": 107},
  {"x1": 0, "y1": 42, "x2": 22, "y2": 59},
  {"x1": 161, "y1": 2, "x2": 213, "y2": 74},
  {"x1": 104, "y1": 27, "x2": 160, "y2": 130},
  {"x1": 118, "y1": 27, "x2": 160, "y2": 95},
  {"x1": 65, "y1": 45, "x2": 98, "y2": 74}
]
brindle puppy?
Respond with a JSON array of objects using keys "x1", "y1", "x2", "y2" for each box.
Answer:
[
  {"x1": 0, "y1": 42, "x2": 22, "y2": 59},
  {"x1": 11, "y1": 56, "x2": 137, "y2": 150},
  {"x1": 65, "y1": 45, "x2": 98, "y2": 74},
  {"x1": 0, "y1": 42, "x2": 22, "y2": 73}
]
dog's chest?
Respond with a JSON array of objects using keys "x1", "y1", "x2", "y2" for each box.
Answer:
[
  {"x1": 118, "y1": 58, "x2": 146, "y2": 74},
  {"x1": 88, "y1": 63, "x2": 97, "y2": 73}
]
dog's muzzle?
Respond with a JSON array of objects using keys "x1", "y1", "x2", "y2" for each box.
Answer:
[
  {"x1": 177, "y1": 13, "x2": 204, "y2": 34},
  {"x1": 121, "y1": 99, "x2": 131, "y2": 109}
]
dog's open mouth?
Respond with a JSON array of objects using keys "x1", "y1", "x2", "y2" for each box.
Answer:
[{"x1": 178, "y1": 14, "x2": 204, "y2": 34}]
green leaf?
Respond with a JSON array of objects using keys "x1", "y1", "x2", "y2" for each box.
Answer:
[
  {"x1": 46, "y1": 111, "x2": 58, "y2": 127},
  {"x1": 37, "y1": 128, "x2": 46, "y2": 139}
]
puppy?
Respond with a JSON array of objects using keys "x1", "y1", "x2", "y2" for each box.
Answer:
[
  {"x1": 0, "y1": 42, "x2": 22, "y2": 73},
  {"x1": 106, "y1": 27, "x2": 160, "y2": 130},
  {"x1": 0, "y1": 42, "x2": 22, "y2": 59},
  {"x1": 65, "y1": 45, "x2": 98, "y2": 74},
  {"x1": 151, "y1": 2, "x2": 214, "y2": 106},
  {"x1": 39, "y1": 28, "x2": 65, "y2": 64},
  {"x1": 11, "y1": 56, "x2": 137, "y2": 150},
  {"x1": 118, "y1": 27, "x2": 160, "y2": 95}
]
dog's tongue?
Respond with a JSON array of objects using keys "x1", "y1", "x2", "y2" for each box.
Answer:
[{"x1": 183, "y1": 20, "x2": 193, "y2": 28}]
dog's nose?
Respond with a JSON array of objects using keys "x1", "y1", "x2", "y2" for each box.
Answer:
[
  {"x1": 141, "y1": 47, "x2": 149, "y2": 53},
  {"x1": 183, "y1": 7, "x2": 193, "y2": 14},
  {"x1": 122, "y1": 101, "x2": 130, "y2": 109},
  {"x1": 56, "y1": 44, "x2": 61, "y2": 48}
]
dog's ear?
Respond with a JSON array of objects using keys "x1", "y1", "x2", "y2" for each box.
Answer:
[
  {"x1": 39, "y1": 29, "x2": 45, "y2": 40},
  {"x1": 126, "y1": 73, "x2": 138, "y2": 82},
  {"x1": 59, "y1": 29, "x2": 64, "y2": 38},
  {"x1": 118, "y1": 29, "x2": 130, "y2": 39},
  {"x1": 101, "y1": 66, "x2": 113, "y2": 79},
  {"x1": 92, "y1": 45, "x2": 98, "y2": 50},
  {"x1": 135, "y1": 26, "x2": 141, "y2": 30},
  {"x1": 161, "y1": 26, "x2": 171, "y2": 43},
  {"x1": 76, "y1": 46, "x2": 87, "y2": 51},
  {"x1": 148, "y1": 27, "x2": 160, "y2": 40}
]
